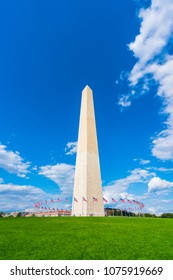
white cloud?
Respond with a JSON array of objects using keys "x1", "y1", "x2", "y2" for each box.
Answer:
[
  {"x1": 117, "y1": 168, "x2": 154, "y2": 185},
  {"x1": 152, "y1": 124, "x2": 173, "y2": 160},
  {"x1": 32, "y1": 166, "x2": 38, "y2": 171},
  {"x1": 134, "y1": 158, "x2": 151, "y2": 165},
  {"x1": 0, "y1": 178, "x2": 3, "y2": 183},
  {"x1": 0, "y1": 144, "x2": 30, "y2": 177},
  {"x1": 65, "y1": 142, "x2": 77, "y2": 155},
  {"x1": 127, "y1": 0, "x2": 173, "y2": 160},
  {"x1": 139, "y1": 159, "x2": 150, "y2": 165},
  {"x1": 154, "y1": 167, "x2": 173, "y2": 172},
  {"x1": 148, "y1": 176, "x2": 173, "y2": 192},
  {"x1": 0, "y1": 183, "x2": 47, "y2": 212},
  {"x1": 132, "y1": 192, "x2": 173, "y2": 214},
  {"x1": 161, "y1": 199, "x2": 171, "y2": 203},
  {"x1": 118, "y1": 95, "x2": 131, "y2": 108},
  {"x1": 39, "y1": 163, "x2": 75, "y2": 195},
  {"x1": 135, "y1": 58, "x2": 173, "y2": 160},
  {"x1": 103, "y1": 168, "x2": 155, "y2": 200},
  {"x1": 148, "y1": 166, "x2": 173, "y2": 172},
  {"x1": 129, "y1": 0, "x2": 173, "y2": 67},
  {"x1": 0, "y1": 181, "x2": 72, "y2": 212},
  {"x1": 147, "y1": 207, "x2": 158, "y2": 214}
]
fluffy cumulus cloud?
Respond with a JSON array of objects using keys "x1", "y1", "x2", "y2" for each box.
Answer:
[
  {"x1": 65, "y1": 142, "x2": 78, "y2": 155},
  {"x1": 39, "y1": 163, "x2": 75, "y2": 195},
  {"x1": 0, "y1": 180, "x2": 72, "y2": 212},
  {"x1": 103, "y1": 168, "x2": 155, "y2": 200},
  {"x1": 129, "y1": 0, "x2": 173, "y2": 69},
  {"x1": 0, "y1": 144, "x2": 30, "y2": 177},
  {"x1": 121, "y1": 0, "x2": 173, "y2": 160},
  {"x1": 0, "y1": 182, "x2": 47, "y2": 212},
  {"x1": 152, "y1": 125, "x2": 173, "y2": 160},
  {"x1": 131, "y1": 58, "x2": 173, "y2": 160},
  {"x1": 148, "y1": 176, "x2": 173, "y2": 192}
]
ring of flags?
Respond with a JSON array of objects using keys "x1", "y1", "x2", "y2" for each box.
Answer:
[
  {"x1": 34, "y1": 197, "x2": 144, "y2": 211},
  {"x1": 34, "y1": 198, "x2": 69, "y2": 211},
  {"x1": 74, "y1": 197, "x2": 144, "y2": 208}
]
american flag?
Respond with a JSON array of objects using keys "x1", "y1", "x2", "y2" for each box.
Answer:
[
  {"x1": 34, "y1": 202, "x2": 41, "y2": 208},
  {"x1": 103, "y1": 197, "x2": 108, "y2": 203},
  {"x1": 65, "y1": 198, "x2": 68, "y2": 202},
  {"x1": 120, "y1": 198, "x2": 125, "y2": 203},
  {"x1": 127, "y1": 199, "x2": 132, "y2": 204},
  {"x1": 132, "y1": 199, "x2": 138, "y2": 204},
  {"x1": 57, "y1": 198, "x2": 62, "y2": 202},
  {"x1": 74, "y1": 197, "x2": 78, "y2": 202},
  {"x1": 83, "y1": 197, "x2": 87, "y2": 202},
  {"x1": 93, "y1": 197, "x2": 98, "y2": 202},
  {"x1": 50, "y1": 199, "x2": 54, "y2": 203},
  {"x1": 112, "y1": 198, "x2": 116, "y2": 203}
]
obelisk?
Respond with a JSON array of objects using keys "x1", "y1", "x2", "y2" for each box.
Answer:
[{"x1": 72, "y1": 85, "x2": 104, "y2": 216}]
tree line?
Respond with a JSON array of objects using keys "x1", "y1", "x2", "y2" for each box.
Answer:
[{"x1": 1, "y1": 210, "x2": 173, "y2": 218}]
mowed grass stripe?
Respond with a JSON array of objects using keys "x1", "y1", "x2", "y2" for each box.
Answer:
[{"x1": 0, "y1": 217, "x2": 173, "y2": 260}]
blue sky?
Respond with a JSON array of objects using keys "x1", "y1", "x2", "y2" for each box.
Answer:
[{"x1": 0, "y1": 0, "x2": 173, "y2": 214}]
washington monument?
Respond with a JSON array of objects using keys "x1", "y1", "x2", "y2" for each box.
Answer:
[{"x1": 72, "y1": 85, "x2": 104, "y2": 216}]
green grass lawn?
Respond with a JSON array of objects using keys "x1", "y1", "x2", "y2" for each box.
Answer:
[{"x1": 0, "y1": 217, "x2": 173, "y2": 260}]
